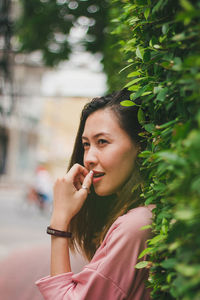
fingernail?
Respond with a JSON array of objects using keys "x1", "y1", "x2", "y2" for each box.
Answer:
[{"x1": 89, "y1": 170, "x2": 93, "y2": 176}]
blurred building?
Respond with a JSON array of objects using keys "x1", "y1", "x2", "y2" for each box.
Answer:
[
  {"x1": 0, "y1": 0, "x2": 107, "y2": 188},
  {"x1": 39, "y1": 51, "x2": 107, "y2": 179},
  {"x1": 0, "y1": 0, "x2": 49, "y2": 186},
  {"x1": 38, "y1": 96, "x2": 89, "y2": 180},
  {"x1": 0, "y1": 56, "x2": 48, "y2": 184},
  {"x1": 0, "y1": 0, "x2": 13, "y2": 178}
]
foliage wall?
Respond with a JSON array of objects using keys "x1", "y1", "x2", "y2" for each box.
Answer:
[{"x1": 106, "y1": 0, "x2": 200, "y2": 299}]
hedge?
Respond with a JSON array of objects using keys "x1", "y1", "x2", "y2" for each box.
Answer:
[{"x1": 105, "y1": 0, "x2": 200, "y2": 299}]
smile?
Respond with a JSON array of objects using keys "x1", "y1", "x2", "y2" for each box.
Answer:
[
  {"x1": 92, "y1": 172, "x2": 105, "y2": 184},
  {"x1": 93, "y1": 173, "x2": 105, "y2": 178}
]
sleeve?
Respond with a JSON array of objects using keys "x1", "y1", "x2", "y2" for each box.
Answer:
[{"x1": 35, "y1": 206, "x2": 153, "y2": 300}]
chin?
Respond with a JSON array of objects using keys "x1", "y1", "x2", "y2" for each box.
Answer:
[
  {"x1": 94, "y1": 187, "x2": 116, "y2": 197},
  {"x1": 95, "y1": 190, "x2": 109, "y2": 197}
]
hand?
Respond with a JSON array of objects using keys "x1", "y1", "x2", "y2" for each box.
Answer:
[{"x1": 50, "y1": 164, "x2": 93, "y2": 230}]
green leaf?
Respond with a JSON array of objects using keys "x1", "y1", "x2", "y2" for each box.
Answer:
[
  {"x1": 136, "y1": 46, "x2": 144, "y2": 60},
  {"x1": 172, "y1": 32, "x2": 186, "y2": 41},
  {"x1": 169, "y1": 241, "x2": 181, "y2": 251},
  {"x1": 131, "y1": 86, "x2": 148, "y2": 101},
  {"x1": 140, "y1": 224, "x2": 152, "y2": 230},
  {"x1": 137, "y1": 107, "x2": 145, "y2": 124},
  {"x1": 128, "y1": 85, "x2": 141, "y2": 91},
  {"x1": 172, "y1": 57, "x2": 182, "y2": 71},
  {"x1": 160, "y1": 61, "x2": 173, "y2": 69},
  {"x1": 153, "y1": 44, "x2": 162, "y2": 49},
  {"x1": 141, "y1": 91, "x2": 152, "y2": 96},
  {"x1": 156, "y1": 87, "x2": 168, "y2": 101},
  {"x1": 138, "y1": 151, "x2": 152, "y2": 158},
  {"x1": 145, "y1": 197, "x2": 155, "y2": 205},
  {"x1": 119, "y1": 63, "x2": 134, "y2": 74},
  {"x1": 191, "y1": 176, "x2": 200, "y2": 194},
  {"x1": 129, "y1": 16, "x2": 140, "y2": 24},
  {"x1": 144, "y1": 123, "x2": 155, "y2": 133},
  {"x1": 120, "y1": 100, "x2": 136, "y2": 107},
  {"x1": 149, "y1": 234, "x2": 166, "y2": 245},
  {"x1": 175, "y1": 209, "x2": 194, "y2": 220},
  {"x1": 180, "y1": 0, "x2": 194, "y2": 11},
  {"x1": 149, "y1": 36, "x2": 158, "y2": 47},
  {"x1": 155, "y1": 152, "x2": 187, "y2": 166},
  {"x1": 144, "y1": 8, "x2": 150, "y2": 20},
  {"x1": 162, "y1": 23, "x2": 169, "y2": 35},
  {"x1": 175, "y1": 264, "x2": 200, "y2": 277},
  {"x1": 161, "y1": 258, "x2": 177, "y2": 269},
  {"x1": 135, "y1": 261, "x2": 150, "y2": 269},
  {"x1": 138, "y1": 247, "x2": 153, "y2": 259},
  {"x1": 127, "y1": 71, "x2": 141, "y2": 78},
  {"x1": 153, "y1": 86, "x2": 163, "y2": 94},
  {"x1": 152, "y1": 0, "x2": 166, "y2": 13},
  {"x1": 125, "y1": 77, "x2": 146, "y2": 88}
]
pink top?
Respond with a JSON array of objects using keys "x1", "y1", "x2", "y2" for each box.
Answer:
[{"x1": 36, "y1": 206, "x2": 153, "y2": 300}]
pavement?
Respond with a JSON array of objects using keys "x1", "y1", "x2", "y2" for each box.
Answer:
[
  {"x1": 0, "y1": 185, "x2": 87, "y2": 300},
  {"x1": 0, "y1": 245, "x2": 49, "y2": 300},
  {"x1": 0, "y1": 185, "x2": 50, "y2": 260}
]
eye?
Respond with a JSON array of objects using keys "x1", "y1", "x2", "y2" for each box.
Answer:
[
  {"x1": 98, "y1": 139, "x2": 108, "y2": 145},
  {"x1": 82, "y1": 142, "x2": 90, "y2": 149}
]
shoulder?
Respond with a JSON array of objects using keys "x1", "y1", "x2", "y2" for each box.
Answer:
[
  {"x1": 110, "y1": 205, "x2": 154, "y2": 242},
  {"x1": 97, "y1": 205, "x2": 154, "y2": 269},
  {"x1": 118, "y1": 205, "x2": 153, "y2": 227}
]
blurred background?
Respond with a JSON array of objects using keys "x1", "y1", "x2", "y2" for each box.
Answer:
[{"x1": 0, "y1": 0, "x2": 108, "y2": 299}]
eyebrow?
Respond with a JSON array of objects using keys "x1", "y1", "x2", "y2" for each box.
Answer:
[{"x1": 82, "y1": 132, "x2": 111, "y2": 140}]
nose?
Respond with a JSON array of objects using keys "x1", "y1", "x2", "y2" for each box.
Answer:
[{"x1": 84, "y1": 147, "x2": 98, "y2": 169}]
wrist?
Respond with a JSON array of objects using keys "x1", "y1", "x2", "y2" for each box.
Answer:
[
  {"x1": 50, "y1": 222, "x2": 70, "y2": 231},
  {"x1": 50, "y1": 215, "x2": 71, "y2": 231}
]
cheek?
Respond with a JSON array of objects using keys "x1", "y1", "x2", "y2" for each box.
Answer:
[
  {"x1": 104, "y1": 146, "x2": 136, "y2": 173},
  {"x1": 116, "y1": 147, "x2": 137, "y2": 172},
  {"x1": 100, "y1": 148, "x2": 119, "y2": 169}
]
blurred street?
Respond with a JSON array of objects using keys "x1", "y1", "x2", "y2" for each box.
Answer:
[
  {"x1": 0, "y1": 185, "x2": 50, "y2": 300},
  {"x1": 0, "y1": 185, "x2": 50, "y2": 261},
  {"x1": 0, "y1": 186, "x2": 87, "y2": 300}
]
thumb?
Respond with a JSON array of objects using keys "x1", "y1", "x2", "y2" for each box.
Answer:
[{"x1": 78, "y1": 170, "x2": 93, "y2": 197}]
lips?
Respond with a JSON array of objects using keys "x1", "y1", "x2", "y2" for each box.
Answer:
[
  {"x1": 93, "y1": 173, "x2": 104, "y2": 178},
  {"x1": 92, "y1": 170, "x2": 105, "y2": 183},
  {"x1": 92, "y1": 171, "x2": 105, "y2": 178}
]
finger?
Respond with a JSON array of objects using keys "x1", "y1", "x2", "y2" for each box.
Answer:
[
  {"x1": 74, "y1": 173, "x2": 85, "y2": 190},
  {"x1": 73, "y1": 180, "x2": 82, "y2": 191},
  {"x1": 76, "y1": 180, "x2": 82, "y2": 191},
  {"x1": 78, "y1": 170, "x2": 93, "y2": 196},
  {"x1": 67, "y1": 164, "x2": 88, "y2": 181},
  {"x1": 79, "y1": 174, "x2": 85, "y2": 184},
  {"x1": 79, "y1": 173, "x2": 91, "y2": 193}
]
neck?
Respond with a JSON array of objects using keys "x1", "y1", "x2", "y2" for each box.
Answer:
[{"x1": 117, "y1": 166, "x2": 142, "y2": 206}]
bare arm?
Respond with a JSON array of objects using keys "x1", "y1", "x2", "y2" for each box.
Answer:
[
  {"x1": 50, "y1": 223, "x2": 71, "y2": 276},
  {"x1": 49, "y1": 164, "x2": 93, "y2": 276}
]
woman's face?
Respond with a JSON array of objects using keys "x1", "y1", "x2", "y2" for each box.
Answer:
[{"x1": 82, "y1": 108, "x2": 139, "y2": 196}]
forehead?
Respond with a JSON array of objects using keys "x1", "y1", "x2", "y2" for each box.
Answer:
[{"x1": 82, "y1": 108, "x2": 122, "y2": 137}]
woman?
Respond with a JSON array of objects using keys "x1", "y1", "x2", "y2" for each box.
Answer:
[{"x1": 36, "y1": 89, "x2": 154, "y2": 299}]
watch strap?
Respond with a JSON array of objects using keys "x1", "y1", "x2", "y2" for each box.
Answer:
[{"x1": 46, "y1": 226, "x2": 72, "y2": 238}]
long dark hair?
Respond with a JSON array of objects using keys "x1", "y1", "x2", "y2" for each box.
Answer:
[{"x1": 68, "y1": 88, "x2": 146, "y2": 260}]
